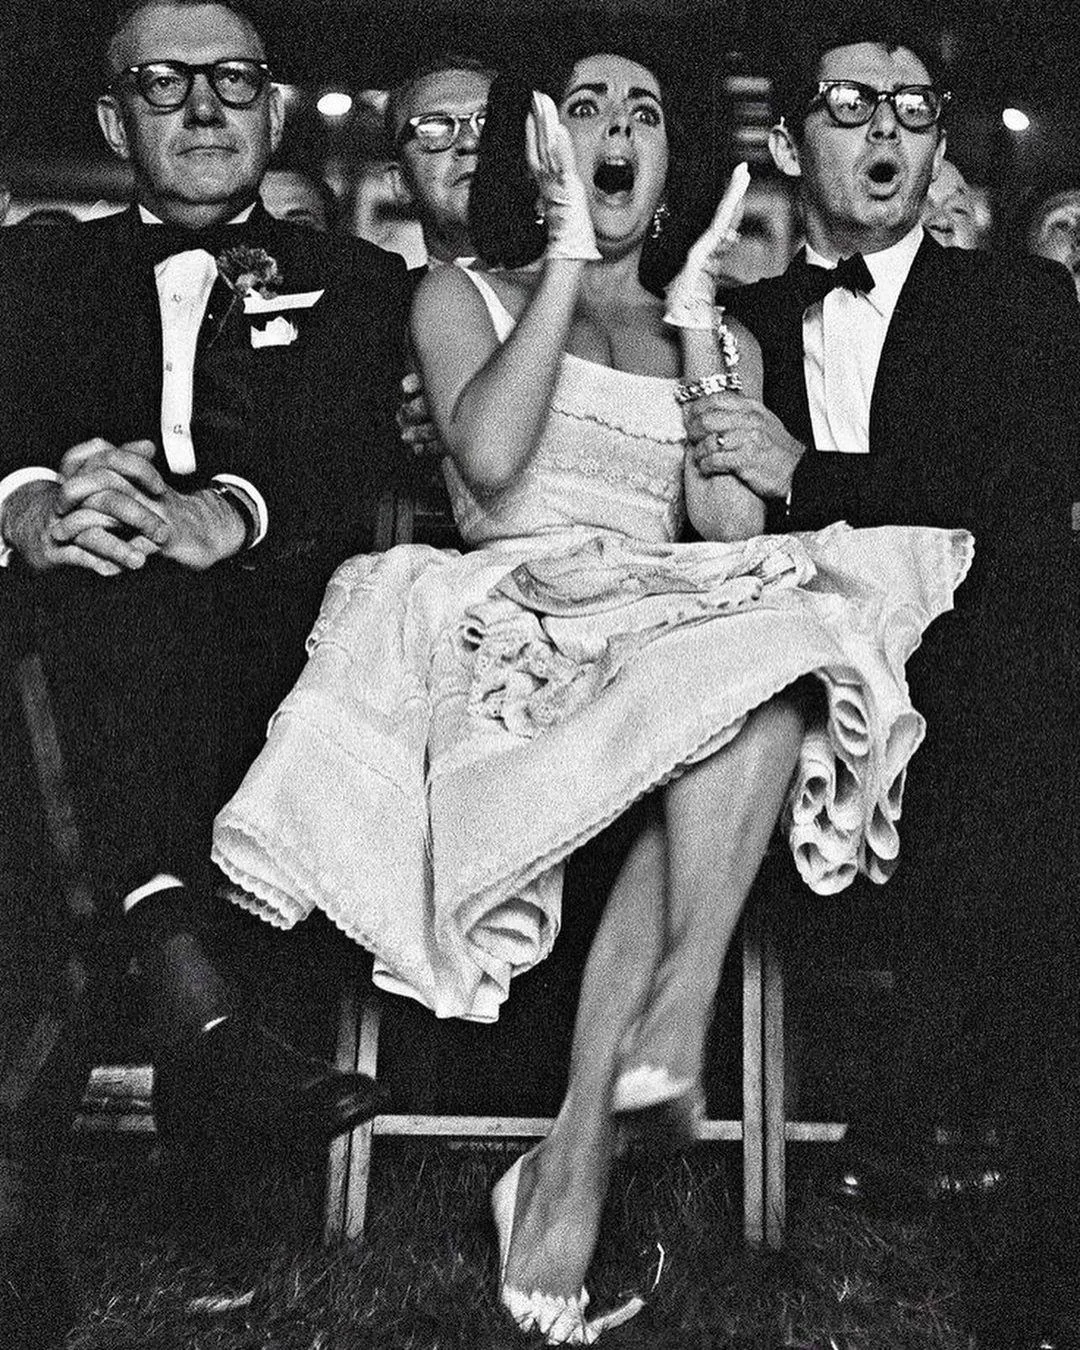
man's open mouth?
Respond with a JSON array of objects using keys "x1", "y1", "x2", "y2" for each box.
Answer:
[
  {"x1": 866, "y1": 161, "x2": 899, "y2": 186},
  {"x1": 594, "y1": 160, "x2": 635, "y2": 195}
]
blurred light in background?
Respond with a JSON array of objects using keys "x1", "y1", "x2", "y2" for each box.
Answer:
[
  {"x1": 1001, "y1": 107, "x2": 1031, "y2": 132},
  {"x1": 317, "y1": 91, "x2": 354, "y2": 119},
  {"x1": 274, "y1": 83, "x2": 302, "y2": 109}
]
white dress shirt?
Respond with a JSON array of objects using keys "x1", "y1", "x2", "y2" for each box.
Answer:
[
  {"x1": 0, "y1": 204, "x2": 267, "y2": 565},
  {"x1": 802, "y1": 223, "x2": 924, "y2": 454}
]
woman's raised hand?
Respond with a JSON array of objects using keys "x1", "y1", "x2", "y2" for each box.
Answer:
[
  {"x1": 526, "y1": 91, "x2": 601, "y2": 262},
  {"x1": 664, "y1": 162, "x2": 751, "y2": 329}
]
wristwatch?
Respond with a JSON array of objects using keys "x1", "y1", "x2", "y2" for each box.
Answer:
[{"x1": 209, "y1": 481, "x2": 259, "y2": 551}]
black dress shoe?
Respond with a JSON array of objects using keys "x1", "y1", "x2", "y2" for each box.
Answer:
[
  {"x1": 152, "y1": 1015, "x2": 384, "y2": 1147},
  {"x1": 0, "y1": 1156, "x2": 73, "y2": 1350}
]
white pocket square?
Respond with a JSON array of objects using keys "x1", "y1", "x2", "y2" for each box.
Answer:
[
  {"x1": 250, "y1": 315, "x2": 299, "y2": 348},
  {"x1": 243, "y1": 288, "x2": 325, "y2": 314}
]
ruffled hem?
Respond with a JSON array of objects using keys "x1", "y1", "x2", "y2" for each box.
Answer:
[{"x1": 213, "y1": 522, "x2": 973, "y2": 1021}]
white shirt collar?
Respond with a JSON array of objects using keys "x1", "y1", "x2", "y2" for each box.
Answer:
[
  {"x1": 137, "y1": 202, "x2": 257, "y2": 227},
  {"x1": 805, "y1": 223, "x2": 924, "y2": 320},
  {"x1": 426, "y1": 254, "x2": 479, "y2": 272}
]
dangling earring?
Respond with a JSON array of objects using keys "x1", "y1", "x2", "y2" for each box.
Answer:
[{"x1": 650, "y1": 200, "x2": 670, "y2": 240}]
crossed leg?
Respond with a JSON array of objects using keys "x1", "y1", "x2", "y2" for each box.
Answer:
[{"x1": 499, "y1": 695, "x2": 804, "y2": 1305}]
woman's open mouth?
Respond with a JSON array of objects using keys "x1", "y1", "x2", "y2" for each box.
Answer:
[{"x1": 594, "y1": 159, "x2": 635, "y2": 198}]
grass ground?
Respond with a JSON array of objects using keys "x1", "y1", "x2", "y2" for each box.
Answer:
[{"x1": 62, "y1": 1137, "x2": 984, "y2": 1350}]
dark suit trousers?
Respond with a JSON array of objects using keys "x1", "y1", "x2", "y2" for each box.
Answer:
[{"x1": 9, "y1": 553, "x2": 321, "y2": 911}]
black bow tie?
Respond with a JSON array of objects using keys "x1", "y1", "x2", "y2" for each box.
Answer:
[
  {"x1": 797, "y1": 252, "x2": 875, "y2": 309},
  {"x1": 136, "y1": 221, "x2": 261, "y2": 268}
]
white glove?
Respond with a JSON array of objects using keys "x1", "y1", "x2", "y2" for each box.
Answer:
[
  {"x1": 664, "y1": 162, "x2": 751, "y2": 329},
  {"x1": 526, "y1": 91, "x2": 602, "y2": 263}
]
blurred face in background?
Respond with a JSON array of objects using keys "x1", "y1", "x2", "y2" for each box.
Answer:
[
  {"x1": 261, "y1": 168, "x2": 330, "y2": 230},
  {"x1": 392, "y1": 68, "x2": 492, "y2": 261},
  {"x1": 1027, "y1": 187, "x2": 1080, "y2": 302},
  {"x1": 922, "y1": 160, "x2": 980, "y2": 248}
]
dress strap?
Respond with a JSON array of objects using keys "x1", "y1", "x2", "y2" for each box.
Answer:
[{"x1": 458, "y1": 267, "x2": 517, "y2": 343}]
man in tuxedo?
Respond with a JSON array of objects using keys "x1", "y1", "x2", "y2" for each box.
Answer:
[
  {"x1": 686, "y1": 16, "x2": 1078, "y2": 1347},
  {"x1": 0, "y1": 2, "x2": 408, "y2": 1340}
]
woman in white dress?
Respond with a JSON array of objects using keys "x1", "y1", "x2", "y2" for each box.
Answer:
[{"x1": 214, "y1": 51, "x2": 970, "y2": 1343}]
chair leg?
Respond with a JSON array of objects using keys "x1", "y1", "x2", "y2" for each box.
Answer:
[
  {"x1": 741, "y1": 908, "x2": 765, "y2": 1246},
  {"x1": 761, "y1": 921, "x2": 786, "y2": 1249},
  {"x1": 323, "y1": 986, "x2": 381, "y2": 1245}
]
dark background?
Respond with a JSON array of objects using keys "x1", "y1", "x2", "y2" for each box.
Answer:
[{"x1": 1, "y1": 0, "x2": 1079, "y2": 226}]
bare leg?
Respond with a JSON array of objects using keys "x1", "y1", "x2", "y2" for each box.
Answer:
[
  {"x1": 502, "y1": 808, "x2": 667, "y2": 1299},
  {"x1": 499, "y1": 697, "x2": 803, "y2": 1303},
  {"x1": 626, "y1": 696, "x2": 804, "y2": 1085}
]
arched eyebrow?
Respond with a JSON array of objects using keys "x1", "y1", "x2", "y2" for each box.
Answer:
[{"x1": 563, "y1": 81, "x2": 663, "y2": 106}]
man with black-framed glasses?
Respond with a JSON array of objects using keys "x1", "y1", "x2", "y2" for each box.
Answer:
[
  {"x1": 0, "y1": 5, "x2": 410, "y2": 1341},
  {"x1": 687, "y1": 16, "x2": 1079, "y2": 1349}
]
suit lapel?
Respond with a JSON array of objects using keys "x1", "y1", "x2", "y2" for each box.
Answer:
[
  {"x1": 191, "y1": 211, "x2": 330, "y2": 482},
  {"x1": 76, "y1": 211, "x2": 165, "y2": 452},
  {"x1": 761, "y1": 252, "x2": 815, "y2": 447},
  {"x1": 867, "y1": 234, "x2": 950, "y2": 455}
]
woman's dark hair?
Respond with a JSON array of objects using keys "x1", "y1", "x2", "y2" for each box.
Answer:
[
  {"x1": 1001, "y1": 171, "x2": 1080, "y2": 257},
  {"x1": 468, "y1": 34, "x2": 720, "y2": 294},
  {"x1": 769, "y1": 4, "x2": 946, "y2": 138}
]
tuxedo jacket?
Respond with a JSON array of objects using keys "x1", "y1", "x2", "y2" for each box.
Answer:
[
  {"x1": 728, "y1": 235, "x2": 1079, "y2": 930},
  {"x1": 0, "y1": 202, "x2": 410, "y2": 580},
  {"x1": 727, "y1": 235, "x2": 1079, "y2": 582},
  {"x1": 0, "y1": 205, "x2": 411, "y2": 881}
]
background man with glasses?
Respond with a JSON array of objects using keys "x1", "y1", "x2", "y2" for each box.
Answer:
[
  {"x1": 686, "y1": 14, "x2": 1078, "y2": 1348},
  {"x1": 384, "y1": 55, "x2": 495, "y2": 461},
  {"x1": 0, "y1": 4, "x2": 408, "y2": 1341},
  {"x1": 384, "y1": 53, "x2": 495, "y2": 270}
]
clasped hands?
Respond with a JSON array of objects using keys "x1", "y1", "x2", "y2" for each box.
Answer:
[{"x1": 5, "y1": 437, "x2": 245, "y2": 576}]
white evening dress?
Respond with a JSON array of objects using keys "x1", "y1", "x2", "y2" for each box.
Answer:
[{"x1": 213, "y1": 271, "x2": 972, "y2": 1022}]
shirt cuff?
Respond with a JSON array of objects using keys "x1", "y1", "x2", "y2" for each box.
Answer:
[
  {"x1": 0, "y1": 467, "x2": 62, "y2": 568},
  {"x1": 210, "y1": 473, "x2": 267, "y2": 548}
]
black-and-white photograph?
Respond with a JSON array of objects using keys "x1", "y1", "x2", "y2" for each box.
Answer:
[{"x1": 1, "y1": 1, "x2": 1076, "y2": 1346}]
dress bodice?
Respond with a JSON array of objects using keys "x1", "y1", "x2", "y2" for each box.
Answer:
[{"x1": 442, "y1": 273, "x2": 688, "y2": 549}]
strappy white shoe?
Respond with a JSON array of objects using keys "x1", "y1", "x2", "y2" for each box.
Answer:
[
  {"x1": 491, "y1": 1151, "x2": 644, "y2": 1345},
  {"x1": 611, "y1": 1065, "x2": 705, "y2": 1152}
]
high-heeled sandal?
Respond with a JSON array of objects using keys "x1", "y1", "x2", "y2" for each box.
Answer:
[
  {"x1": 611, "y1": 1065, "x2": 705, "y2": 1153},
  {"x1": 491, "y1": 1150, "x2": 645, "y2": 1345}
]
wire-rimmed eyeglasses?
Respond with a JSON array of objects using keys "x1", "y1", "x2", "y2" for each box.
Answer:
[{"x1": 397, "y1": 109, "x2": 487, "y2": 153}]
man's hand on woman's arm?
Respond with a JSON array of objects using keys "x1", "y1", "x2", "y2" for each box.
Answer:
[
  {"x1": 397, "y1": 370, "x2": 443, "y2": 460},
  {"x1": 682, "y1": 391, "x2": 806, "y2": 503}
]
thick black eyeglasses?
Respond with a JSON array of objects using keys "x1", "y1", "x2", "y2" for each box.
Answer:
[
  {"x1": 107, "y1": 59, "x2": 272, "y2": 109},
  {"x1": 397, "y1": 109, "x2": 487, "y2": 153},
  {"x1": 811, "y1": 80, "x2": 951, "y2": 131}
]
